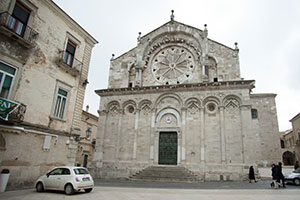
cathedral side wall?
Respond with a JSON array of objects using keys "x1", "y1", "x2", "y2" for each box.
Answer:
[
  {"x1": 250, "y1": 94, "x2": 281, "y2": 166},
  {"x1": 94, "y1": 86, "x2": 267, "y2": 180}
]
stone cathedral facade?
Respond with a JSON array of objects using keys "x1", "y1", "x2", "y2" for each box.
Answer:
[{"x1": 93, "y1": 15, "x2": 281, "y2": 181}]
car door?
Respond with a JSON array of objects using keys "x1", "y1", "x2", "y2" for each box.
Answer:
[
  {"x1": 43, "y1": 168, "x2": 63, "y2": 190},
  {"x1": 59, "y1": 168, "x2": 72, "y2": 190}
]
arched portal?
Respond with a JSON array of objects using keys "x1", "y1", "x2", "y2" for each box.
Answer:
[
  {"x1": 155, "y1": 108, "x2": 182, "y2": 165},
  {"x1": 282, "y1": 151, "x2": 295, "y2": 165}
]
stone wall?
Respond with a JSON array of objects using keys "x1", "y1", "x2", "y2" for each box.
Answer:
[
  {"x1": 0, "y1": 0, "x2": 97, "y2": 189},
  {"x1": 108, "y1": 21, "x2": 240, "y2": 89},
  {"x1": 94, "y1": 82, "x2": 280, "y2": 180}
]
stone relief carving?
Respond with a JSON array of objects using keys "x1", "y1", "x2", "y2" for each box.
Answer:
[
  {"x1": 107, "y1": 102, "x2": 121, "y2": 115},
  {"x1": 224, "y1": 98, "x2": 240, "y2": 113},
  {"x1": 144, "y1": 37, "x2": 202, "y2": 66},
  {"x1": 141, "y1": 103, "x2": 151, "y2": 115},
  {"x1": 187, "y1": 101, "x2": 200, "y2": 115},
  {"x1": 151, "y1": 46, "x2": 196, "y2": 85}
]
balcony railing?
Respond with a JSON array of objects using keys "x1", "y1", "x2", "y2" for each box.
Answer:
[
  {"x1": 58, "y1": 51, "x2": 83, "y2": 76},
  {"x1": 0, "y1": 12, "x2": 38, "y2": 48}
]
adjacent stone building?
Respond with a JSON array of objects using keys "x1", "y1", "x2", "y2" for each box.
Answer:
[
  {"x1": 93, "y1": 14, "x2": 281, "y2": 181},
  {"x1": 75, "y1": 107, "x2": 98, "y2": 168},
  {"x1": 280, "y1": 113, "x2": 300, "y2": 165},
  {"x1": 0, "y1": 0, "x2": 98, "y2": 189}
]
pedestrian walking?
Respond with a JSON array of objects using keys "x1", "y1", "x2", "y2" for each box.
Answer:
[
  {"x1": 271, "y1": 164, "x2": 278, "y2": 189},
  {"x1": 248, "y1": 166, "x2": 256, "y2": 183},
  {"x1": 277, "y1": 162, "x2": 285, "y2": 188}
]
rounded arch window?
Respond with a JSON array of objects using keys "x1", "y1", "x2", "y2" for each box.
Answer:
[
  {"x1": 127, "y1": 105, "x2": 135, "y2": 114},
  {"x1": 206, "y1": 102, "x2": 217, "y2": 113}
]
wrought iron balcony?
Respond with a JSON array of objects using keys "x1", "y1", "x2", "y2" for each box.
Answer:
[
  {"x1": 57, "y1": 51, "x2": 83, "y2": 76},
  {"x1": 0, "y1": 12, "x2": 38, "y2": 48}
]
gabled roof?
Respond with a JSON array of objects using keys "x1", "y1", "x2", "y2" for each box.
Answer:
[
  {"x1": 113, "y1": 20, "x2": 235, "y2": 61},
  {"x1": 290, "y1": 112, "x2": 300, "y2": 122}
]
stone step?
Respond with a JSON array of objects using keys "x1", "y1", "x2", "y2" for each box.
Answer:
[{"x1": 129, "y1": 166, "x2": 200, "y2": 182}]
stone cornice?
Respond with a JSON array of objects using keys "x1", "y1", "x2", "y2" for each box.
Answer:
[
  {"x1": 95, "y1": 80, "x2": 255, "y2": 97},
  {"x1": 45, "y1": 0, "x2": 98, "y2": 45},
  {"x1": 250, "y1": 93, "x2": 277, "y2": 98}
]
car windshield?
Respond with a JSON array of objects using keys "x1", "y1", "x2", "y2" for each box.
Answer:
[{"x1": 73, "y1": 168, "x2": 89, "y2": 175}]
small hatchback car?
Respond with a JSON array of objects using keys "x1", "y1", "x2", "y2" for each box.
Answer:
[
  {"x1": 35, "y1": 166, "x2": 94, "y2": 195},
  {"x1": 284, "y1": 167, "x2": 300, "y2": 186}
]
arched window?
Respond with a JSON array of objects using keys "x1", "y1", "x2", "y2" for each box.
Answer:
[
  {"x1": 280, "y1": 140, "x2": 285, "y2": 148},
  {"x1": 251, "y1": 109, "x2": 258, "y2": 119}
]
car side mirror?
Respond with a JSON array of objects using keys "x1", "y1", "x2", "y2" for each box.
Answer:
[{"x1": 46, "y1": 173, "x2": 50, "y2": 178}]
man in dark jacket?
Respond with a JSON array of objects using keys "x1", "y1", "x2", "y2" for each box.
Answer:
[{"x1": 277, "y1": 162, "x2": 286, "y2": 188}]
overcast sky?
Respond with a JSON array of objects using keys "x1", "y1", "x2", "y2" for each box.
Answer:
[{"x1": 53, "y1": 0, "x2": 300, "y2": 132}]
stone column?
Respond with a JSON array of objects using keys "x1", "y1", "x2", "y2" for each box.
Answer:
[
  {"x1": 93, "y1": 110, "x2": 108, "y2": 168},
  {"x1": 200, "y1": 107, "x2": 205, "y2": 162},
  {"x1": 181, "y1": 107, "x2": 187, "y2": 162},
  {"x1": 154, "y1": 130, "x2": 159, "y2": 164},
  {"x1": 132, "y1": 108, "x2": 140, "y2": 160},
  {"x1": 149, "y1": 108, "x2": 156, "y2": 163},
  {"x1": 240, "y1": 105, "x2": 251, "y2": 163},
  {"x1": 115, "y1": 108, "x2": 123, "y2": 162},
  {"x1": 219, "y1": 106, "x2": 226, "y2": 163},
  {"x1": 177, "y1": 130, "x2": 182, "y2": 165}
]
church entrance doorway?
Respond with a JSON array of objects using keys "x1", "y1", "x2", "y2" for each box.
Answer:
[{"x1": 158, "y1": 132, "x2": 177, "y2": 165}]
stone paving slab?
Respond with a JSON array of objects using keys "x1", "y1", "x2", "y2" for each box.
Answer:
[{"x1": 1, "y1": 187, "x2": 300, "y2": 200}]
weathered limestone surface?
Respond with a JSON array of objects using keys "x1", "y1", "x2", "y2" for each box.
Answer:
[
  {"x1": 0, "y1": 0, "x2": 97, "y2": 189},
  {"x1": 93, "y1": 19, "x2": 280, "y2": 181}
]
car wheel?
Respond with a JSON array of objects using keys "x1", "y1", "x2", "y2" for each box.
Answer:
[
  {"x1": 36, "y1": 182, "x2": 44, "y2": 192},
  {"x1": 64, "y1": 184, "x2": 74, "y2": 195},
  {"x1": 293, "y1": 178, "x2": 300, "y2": 186},
  {"x1": 84, "y1": 188, "x2": 93, "y2": 193}
]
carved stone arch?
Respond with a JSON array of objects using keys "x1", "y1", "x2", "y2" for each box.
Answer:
[
  {"x1": 138, "y1": 99, "x2": 152, "y2": 115},
  {"x1": 0, "y1": 133, "x2": 6, "y2": 151},
  {"x1": 106, "y1": 101, "x2": 121, "y2": 115},
  {"x1": 223, "y1": 95, "x2": 241, "y2": 111},
  {"x1": 185, "y1": 97, "x2": 201, "y2": 115},
  {"x1": 143, "y1": 31, "x2": 203, "y2": 66},
  {"x1": 122, "y1": 100, "x2": 137, "y2": 115},
  {"x1": 206, "y1": 55, "x2": 218, "y2": 65},
  {"x1": 203, "y1": 96, "x2": 220, "y2": 106},
  {"x1": 155, "y1": 107, "x2": 182, "y2": 127},
  {"x1": 154, "y1": 93, "x2": 183, "y2": 108},
  {"x1": 203, "y1": 96, "x2": 220, "y2": 114}
]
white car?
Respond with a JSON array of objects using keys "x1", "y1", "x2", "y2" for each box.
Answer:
[
  {"x1": 284, "y1": 167, "x2": 300, "y2": 186},
  {"x1": 35, "y1": 166, "x2": 94, "y2": 195}
]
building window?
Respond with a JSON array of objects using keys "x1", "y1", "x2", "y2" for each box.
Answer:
[
  {"x1": 63, "y1": 40, "x2": 76, "y2": 66},
  {"x1": 251, "y1": 109, "x2": 258, "y2": 119},
  {"x1": 8, "y1": 1, "x2": 31, "y2": 36},
  {"x1": 204, "y1": 65, "x2": 209, "y2": 76},
  {"x1": 0, "y1": 62, "x2": 16, "y2": 99},
  {"x1": 53, "y1": 88, "x2": 68, "y2": 119}
]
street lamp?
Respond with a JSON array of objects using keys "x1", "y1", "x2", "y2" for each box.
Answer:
[{"x1": 75, "y1": 127, "x2": 92, "y2": 142}]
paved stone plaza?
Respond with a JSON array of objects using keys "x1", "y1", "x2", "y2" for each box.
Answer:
[{"x1": 1, "y1": 184, "x2": 300, "y2": 200}]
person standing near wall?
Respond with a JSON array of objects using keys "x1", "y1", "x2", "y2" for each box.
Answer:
[
  {"x1": 271, "y1": 164, "x2": 279, "y2": 189},
  {"x1": 248, "y1": 166, "x2": 256, "y2": 183}
]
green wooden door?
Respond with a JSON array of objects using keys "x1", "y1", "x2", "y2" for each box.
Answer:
[{"x1": 159, "y1": 132, "x2": 177, "y2": 165}]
